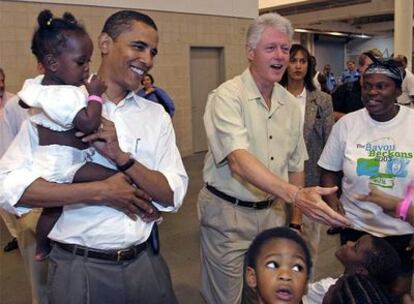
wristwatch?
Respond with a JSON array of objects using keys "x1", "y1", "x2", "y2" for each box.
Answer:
[{"x1": 116, "y1": 153, "x2": 135, "y2": 172}]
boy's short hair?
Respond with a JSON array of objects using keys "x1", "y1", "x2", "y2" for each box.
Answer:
[
  {"x1": 363, "y1": 237, "x2": 401, "y2": 286},
  {"x1": 245, "y1": 227, "x2": 312, "y2": 277}
]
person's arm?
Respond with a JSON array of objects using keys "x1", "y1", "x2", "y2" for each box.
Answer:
[
  {"x1": 72, "y1": 75, "x2": 107, "y2": 134},
  {"x1": 154, "y1": 87, "x2": 175, "y2": 117},
  {"x1": 73, "y1": 163, "x2": 117, "y2": 182},
  {"x1": 288, "y1": 171, "x2": 304, "y2": 228},
  {"x1": 227, "y1": 149, "x2": 349, "y2": 227},
  {"x1": 17, "y1": 174, "x2": 153, "y2": 220},
  {"x1": 356, "y1": 185, "x2": 414, "y2": 226},
  {"x1": 0, "y1": 119, "x2": 153, "y2": 219},
  {"x1": 320, "y1": 168, "x2": 345, "y2": 215},
  {"x1": 81, "y1": 117, "x2": 187, "y2": 209}
]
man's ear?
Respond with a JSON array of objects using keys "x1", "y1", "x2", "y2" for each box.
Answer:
[
  {"x1": 44, "y1": 54, "x2": 58, "y2": 72},
  {"x1": 246, "y1": 45, "x2": 255, "y2": 62},
  {"x1": 246, "y1": 266, "x2": 258, "y2": 289},
  {"x1": 98, "y1": 32, "x2": 112, "y2": 55}
]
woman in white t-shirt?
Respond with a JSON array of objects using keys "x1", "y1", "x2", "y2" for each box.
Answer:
[{"x1": 318, "y1": 58, "x2": 414, "y2": 296}]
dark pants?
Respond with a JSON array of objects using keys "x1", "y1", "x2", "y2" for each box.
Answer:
[
  {"x1": 47, "y1": 244, "x2": 178, "y2": 304},
  {"x1": 340, "y1": 228, "x2": 413, "y2": 275}
]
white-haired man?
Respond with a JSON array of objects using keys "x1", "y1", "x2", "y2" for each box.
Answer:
[{"x1": 198, "y1": 13, "x2": 350, "y2": 304}]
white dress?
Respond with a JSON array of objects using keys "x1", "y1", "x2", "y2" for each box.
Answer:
[{"x1": 18, "y1": 75, "x2": 94, "y2": 183}]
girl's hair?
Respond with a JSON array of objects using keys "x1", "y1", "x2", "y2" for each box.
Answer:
[
  {"x1": 245, "y1": 227, "x2": 312, "y2": 277},
  {"x1": 328, "y1": 273, "x2": 395, "y2": 304},
  {"x1": 280, "y1": 44, "x2": 316, "y2": 91},
  {"x1": 141, "y1": 73, "x2": 154, "y2": 85},
  {"x1": 31, "y1": 10, "x2": 87, "y2": 63}
]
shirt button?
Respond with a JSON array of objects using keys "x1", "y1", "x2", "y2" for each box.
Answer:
[
  {"x1": 270, "y1": 156, "x2": 274, "y2": 160},
  {"x1": 269, "y1": 135, "x2": 273, "y2": 139},
  {"x1": 268, "y1": 116, "x2": 272, "y2": 119}
]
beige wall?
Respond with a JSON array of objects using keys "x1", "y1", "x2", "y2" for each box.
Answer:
[
  {"x1": 14, "y1": 0, "x2": 258, "y2": 18},
  {"x1": 0, "y1": 1, "x2": 252, "y2": 156}
]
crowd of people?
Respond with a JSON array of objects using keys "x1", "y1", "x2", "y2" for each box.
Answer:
[{"x1": 0, "y1": 7, "x2": 413, "y2": 304}]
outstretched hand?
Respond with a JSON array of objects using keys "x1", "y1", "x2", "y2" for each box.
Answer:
[{"x1": 295, "y1": 186, "x2": 351, "y2": 227}]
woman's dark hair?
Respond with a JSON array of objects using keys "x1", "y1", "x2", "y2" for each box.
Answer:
[
  {"x1": 141, "y1": 73, "x2": 154, "y2": 85},
  {"x1": 31, "y1": 10, "x2": 87, "y2": 63},
  {"x1": 280, "y1": 44, "x2": 316, "y2": 92},
  {"x1": 245, "y1": 227, "x2": 312, "y2": 277},
  {"x1": 327, "y1": 274, "x2": 395, "y2": 304},
  {"x1": 102, "y1": 10, "x2": 157, "y2": 40}
]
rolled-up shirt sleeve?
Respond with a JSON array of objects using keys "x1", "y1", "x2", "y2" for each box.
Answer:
[
  {"x1": 0, "y1": 120, "x2": 40, "y2": 215},
  {"x1": 152, "y1": 114, "x2": 188, "y2": 212}
]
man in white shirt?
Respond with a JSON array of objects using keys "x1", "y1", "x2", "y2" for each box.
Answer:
[
  {"x1": 199, "y1": 13, "x2": 350, "y2": 304},
  {"x1": 0, "y1": 10, "x2": 188, "y2": 304},
  {"x1": 1, "y1": 91, "x2": 49, "y2": 304}
]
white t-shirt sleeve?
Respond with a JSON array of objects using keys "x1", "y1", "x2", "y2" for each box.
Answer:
[{"x1": 318, "y1": 118, "x2": 347, "y2": 171}]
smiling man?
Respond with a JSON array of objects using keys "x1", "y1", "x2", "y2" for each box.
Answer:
[
  {"x1": 198, "y1": 13, "x2": 350, "y2": 304},
  {"x1": 0, "y1": 10, "x2": 187, "y2": 304}
]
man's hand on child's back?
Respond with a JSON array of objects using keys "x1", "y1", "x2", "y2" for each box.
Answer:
[{"x1": 85, "y1": 73, "x2": 107, "y2": 96}]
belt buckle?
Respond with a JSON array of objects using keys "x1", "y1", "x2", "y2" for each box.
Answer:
[{"x1": 116, "y1": 249, "x2": 130, "y2": 262}]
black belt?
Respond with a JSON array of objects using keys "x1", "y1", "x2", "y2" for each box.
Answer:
[
  {"x1": 206, "y1": 184, "x2": 273, "y2": 210},
  {"x1": 55, "y1": 241, "x2": 148, "y2": 262}
]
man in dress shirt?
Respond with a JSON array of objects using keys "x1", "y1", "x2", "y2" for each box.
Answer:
[
  {"x1": 0, "y1": 10, "x2": 188, "y2": 304},
  {"x1": 0, "y1": 77, "x2": 48, "y2": 304},
  {"x1": 198, "y1": 13, "x2": 350, "y2": 304}
]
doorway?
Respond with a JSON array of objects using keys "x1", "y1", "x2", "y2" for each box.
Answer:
[{"x1": 190, "y1": 47, "x2": 224, "y2": 153}]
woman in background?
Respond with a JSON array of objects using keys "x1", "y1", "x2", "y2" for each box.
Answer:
[
  {"x1": 280, "y1": 44, "x2": 335, "y2": 264},
  {"x1": 138, "y1": 73, "x2": 175, "y2": 117}
]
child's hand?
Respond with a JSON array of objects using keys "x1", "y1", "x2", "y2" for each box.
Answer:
[{"x1": 85, "y1": 73, "x2": 107, "y2": 96}]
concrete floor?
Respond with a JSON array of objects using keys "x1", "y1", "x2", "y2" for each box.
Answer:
[{"x1": 0, "y1": 152, "x2": 343, "y2": 304}]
